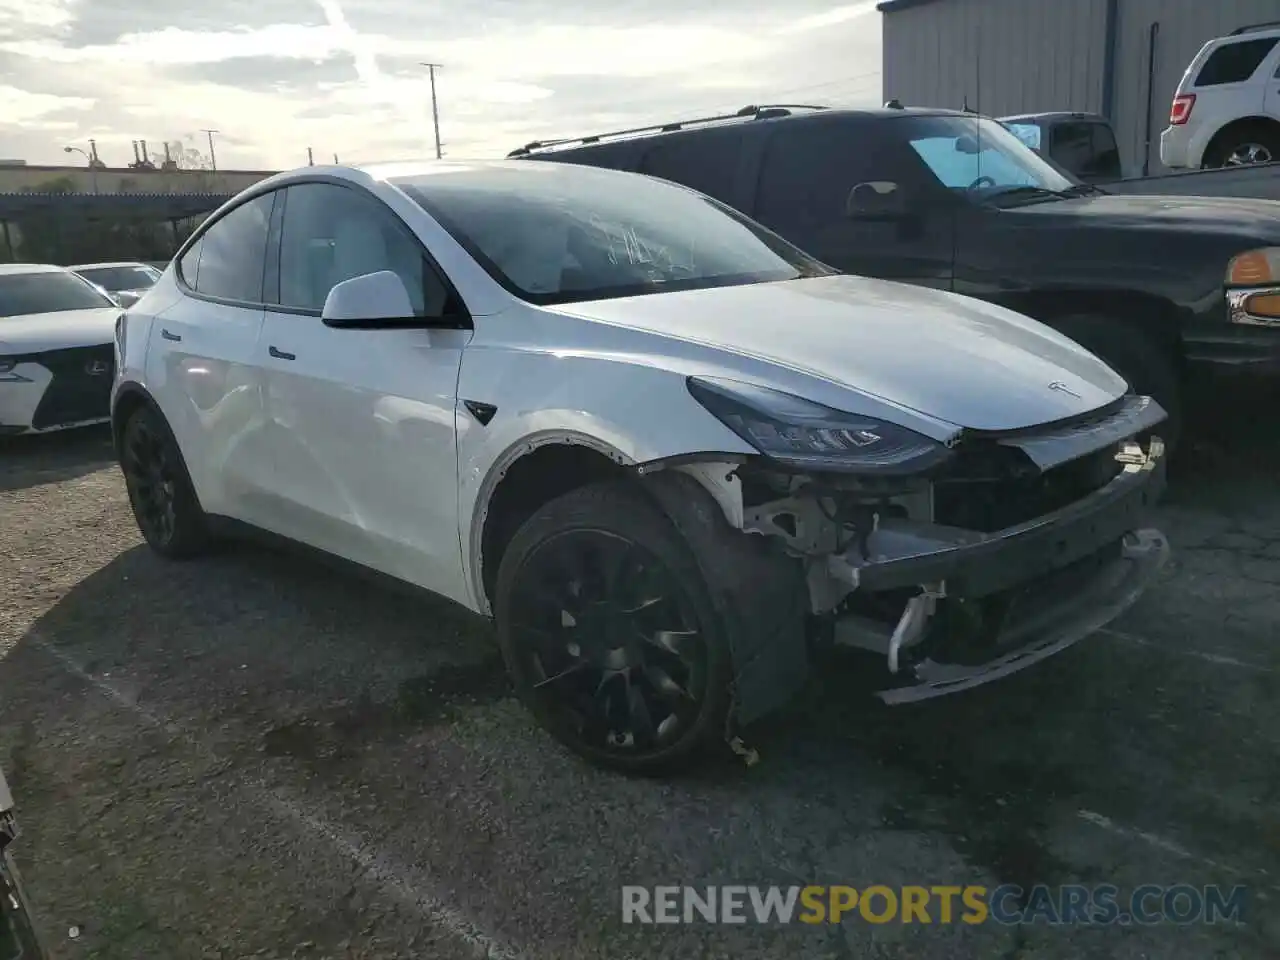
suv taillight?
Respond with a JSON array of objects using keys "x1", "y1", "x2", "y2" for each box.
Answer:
[{"x1": 1170, "y1": 93, "x2": 1196, "y2": 125}]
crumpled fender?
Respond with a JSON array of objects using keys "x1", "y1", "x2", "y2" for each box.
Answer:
[{"x1": 641, "y1": 470, "x2": 810, "y2": 727}]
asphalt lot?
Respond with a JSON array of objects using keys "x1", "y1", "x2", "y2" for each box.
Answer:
[{"x1": 2, "y1": 384, "x2": 1279, "y2": 960}]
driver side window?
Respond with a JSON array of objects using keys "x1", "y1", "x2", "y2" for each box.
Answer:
[{"x1": 274, "y1": 182, "x2": 448, "y2": 315}]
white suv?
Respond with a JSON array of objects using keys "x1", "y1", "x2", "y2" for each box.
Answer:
[
  {"x1": 1161, "y1": 23, "x2": 1280, "y2": 169},
  {"x1": 112, "y1": 160, "x2": 1169, "y2": 773}
]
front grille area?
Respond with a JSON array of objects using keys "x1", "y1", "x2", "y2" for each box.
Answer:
[
  {"x1": 933, "y1": 440, "x2": 1123, "y2": 533},
  {"x1": 29, "y1": 344, "x2": 114, "y2": 429}
]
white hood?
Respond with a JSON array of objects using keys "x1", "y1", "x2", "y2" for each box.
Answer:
[
  {"x1": 0, "y1": 307, "x2": 120, "y2": 355},
  {"x1": 553, "y1": 275, "x2": 1128, "y2": 434}
]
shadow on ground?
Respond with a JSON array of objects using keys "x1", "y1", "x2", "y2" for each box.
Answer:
[{"x1": 0, "y1": 425, "x2": 116, "y2": 492}]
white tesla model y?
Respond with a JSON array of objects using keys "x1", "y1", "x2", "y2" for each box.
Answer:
[{"x1": 112, "y1": 160, "x2": 1170, "y2": 773}]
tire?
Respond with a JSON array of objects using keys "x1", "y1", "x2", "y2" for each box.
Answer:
[
  {"x1": 494, "y1": 481, "x2": 733, "y2": 775},
  {"x1": 1202, "y1": 123, "x2": 1280, "y2": 169},
  {"x1": 119, "y1": 404, "x2": 211, "y2": 559},
  {"x1": 1051, "y1": 314, "x2": 1182, "y2": 454}
]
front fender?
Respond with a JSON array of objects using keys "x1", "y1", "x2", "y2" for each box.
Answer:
[{"x1": 455, "y1": 346, "x2": 755, "y2": 612}]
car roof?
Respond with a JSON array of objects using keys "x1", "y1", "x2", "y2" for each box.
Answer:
[
  {"x1": 1216, "y1": 23, "x2": 1280, "y2": 42},
  {"x1": 0, "y1": 263, "x2": 68, "y2": 276},
  {"x1": 1000, "y1": 111, "x2": 1109, "y2": 124},
  {"x1": 68, "y1": 261, "x2": 149, "y2": 270},
  {"x1": 505, "y1": 105, "x2": 969, "y2": 158}
]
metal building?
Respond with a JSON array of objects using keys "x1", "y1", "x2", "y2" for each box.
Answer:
[{"x1": 878, "y1": 0, "x2": 1280, "y2": 175}]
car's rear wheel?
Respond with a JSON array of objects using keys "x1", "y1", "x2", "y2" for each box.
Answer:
[
  {"x1": 494, "y1": 482, "x2": 732, "y2": 774},
  {"x1": 1202, "y1": 123, "x2": 1280, "y2": 169},
  {"x1": 120, "y1": 405, "x2": 210, "y2": 558}
]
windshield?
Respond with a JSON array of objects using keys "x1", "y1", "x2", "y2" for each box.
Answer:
[
  {"x1": 0, "y1": 270, "x2": 116, "y2": 318},
  {"x1": 74, "y1": 264, "x2": 161, "y2": 291},
  {"x1": 902, "y1": 115, "x2": 1075, "y2": 202},
  {"x1": 394, "y1": 164, "x2": 832, "y2": 305}
]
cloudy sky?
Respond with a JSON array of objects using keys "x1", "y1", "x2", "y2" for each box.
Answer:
[{"x1": 0, "y1": 0, "x2": 882, "y2": 170}]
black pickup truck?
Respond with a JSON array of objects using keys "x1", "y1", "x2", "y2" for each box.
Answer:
[{"x1": 511, "y1": 104, "x2": 1280, "y2": 448}]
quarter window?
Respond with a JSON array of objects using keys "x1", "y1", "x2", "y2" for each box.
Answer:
[
  {"x1": 276, "y1": 183, "x2": 444, "y2": 315},
  {"x1": 188, "y1": 193, "x2": 274, "y2": 303},
  {"x1": 755, "y1": 123, "x2": 902, "y2": 228},
  {"x1": 177, "y1": 236, "x2": 203, "y2": 289},
  {"x1": 1195, "y1": 37, "x2": 1279, "y2": 86},
  {"x1": 639, "y1": 133, "x2": 742, "y2": 204}
]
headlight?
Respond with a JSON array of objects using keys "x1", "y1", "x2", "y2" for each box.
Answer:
[
  {"x1": 687, "y1": 376, "x2": 951, "y2": 475},
  {"x1": 1226, "y1": 248, "x2": 1280, "y2": 287}
]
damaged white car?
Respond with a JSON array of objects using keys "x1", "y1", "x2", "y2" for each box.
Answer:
[{"x1": 112, "y1": 160, "x2": 1169, "y2": 773}]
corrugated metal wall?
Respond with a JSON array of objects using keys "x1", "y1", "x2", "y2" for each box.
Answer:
[
  {"x1": 882, "y1": 0, "x2": 1280, "y2": 176},
  {"x1": 882, "y1": 0, "x2": 1109, "y2": 115},
  {"x1": 1112, "y1": 0, "x2": 1280, "y2": 175}
]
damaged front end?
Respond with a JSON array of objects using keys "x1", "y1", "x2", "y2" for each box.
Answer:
[
  {"x1": 674, "y1": 378, "x2": 1170, "y2": 708},
  {"x1": 0, "y1": 766, "x2": 48, "y2": 960}
]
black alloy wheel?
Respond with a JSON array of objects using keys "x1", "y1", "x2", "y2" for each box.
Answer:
[
  {"x1": 495, "y1": 484, "x2": 730, "y2": 773},
  {"x1": 120, "y1": 407, "x2": 209, "y2": 558}
]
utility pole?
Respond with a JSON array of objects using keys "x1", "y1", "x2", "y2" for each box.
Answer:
[
  {"x1": 420, "y1": 62, "x2": 443, "y2": 159},
  {"x1": 307, "y1": 147, "x2": 314, "y2": 166},
  {"x1": 201, "y1": 129, "x2": 219, "y2": 170}
]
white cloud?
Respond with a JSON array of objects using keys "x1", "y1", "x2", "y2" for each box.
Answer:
[
  {"x1": 785, "y1": 1, "x2": 881, "y2": 33},
  {"x1": 0, "y1": 1, "x2": 884, "y2": 168},
  {"x1": 0, "y1": 85, "x2": 94, "y2": 123},
  {"x1": 0, "y1": 0, "x2": 80, "y2": 37}
]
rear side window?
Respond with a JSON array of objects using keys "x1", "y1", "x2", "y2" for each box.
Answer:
[
  {"x1": 1049, "y1": 121, "x2": 1121, "y2": 180},
  {"x1": 754, "y1": 122, "x2": 902, "y2": 228},
  {"x1": 639, "y1": 133, "x2": 742, "y2": 203},
  {"x1": 184, "y1": 192, "x2": 275, "y2": 303},
  {"x1": 1195, "y1": 37, "x2": 1279, "y2": 86}
]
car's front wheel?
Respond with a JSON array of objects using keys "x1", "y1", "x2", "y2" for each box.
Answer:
[
  {"x1": 494, "y1": 482, "x2": 732, "y2": 774},
  {"x1": 120, "y1": 405, "x2": 210, "y2": 558}
]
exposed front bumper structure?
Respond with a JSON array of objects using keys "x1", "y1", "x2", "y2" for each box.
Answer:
[
  {"x1": 0, "y1": 768, "x2": 47, "y2": 959},
  {"x1": 825, "y1": 435, "x2": 1169, "y2": 704}
]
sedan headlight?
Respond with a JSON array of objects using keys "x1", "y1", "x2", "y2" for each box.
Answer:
[{"x1": 687, "y1": 376, "x2": 951, "y2": 475}]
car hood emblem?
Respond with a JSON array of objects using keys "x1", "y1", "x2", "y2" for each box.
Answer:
[{"x1": 1048, "y1": 380, "x2": 1081, "y2": 399}]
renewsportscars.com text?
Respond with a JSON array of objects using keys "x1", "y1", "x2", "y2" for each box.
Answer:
[{"x1": 621, "y1": 884, "x2": 1248, "y2": 926}]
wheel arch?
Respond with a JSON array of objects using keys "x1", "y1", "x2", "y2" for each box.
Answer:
[
  {"x1": 1001, "y1": 288, "x2": 1185, "y2": 370},
  {"x1": 1200, "y1": 115, "x2": 1280, "y2": 166},
  {"x1": 470, "y1": 432, "x2": 639, "y2": 616},
  {"x1": 469, "y1": 431, "x2": 749, "y2": 616},
  {"x1": 110, "y1": 380, "x2": 160, "y2": 459}
]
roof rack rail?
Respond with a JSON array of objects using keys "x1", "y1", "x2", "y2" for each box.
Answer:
[
  {"x1": 1230, "y1": 20, "x2": 1280, "y2": 35},
  {"x1": 506, "y1": 103, "x2": 829, "y2": 157}
]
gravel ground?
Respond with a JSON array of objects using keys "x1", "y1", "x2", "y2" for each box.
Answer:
[{"x1": 2, "y1": 388, "x2": 1279, "y2": 960}]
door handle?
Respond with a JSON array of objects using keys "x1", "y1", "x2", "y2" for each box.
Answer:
[
  {"x1": 160, "y1": 328, "x2": 181, "y2": 341},
  {"x1": 268, "y1": 345, "x2": 296, "y2": 360}
]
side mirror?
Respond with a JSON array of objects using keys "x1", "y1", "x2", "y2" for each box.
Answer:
[
  {"x1": 321, "y1": 270, "x2": 416, "y2": 328},
  {"x1": 846, "y1": 181, "x2": 910, "y2": 220}
]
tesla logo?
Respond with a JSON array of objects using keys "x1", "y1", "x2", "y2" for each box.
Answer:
[
  {"x1": 85, "y1": 360, "x2": 110, "y2": 376},
  {"x1": 1048, "y1": 380, "x2": 1082, "y2": 399}
]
